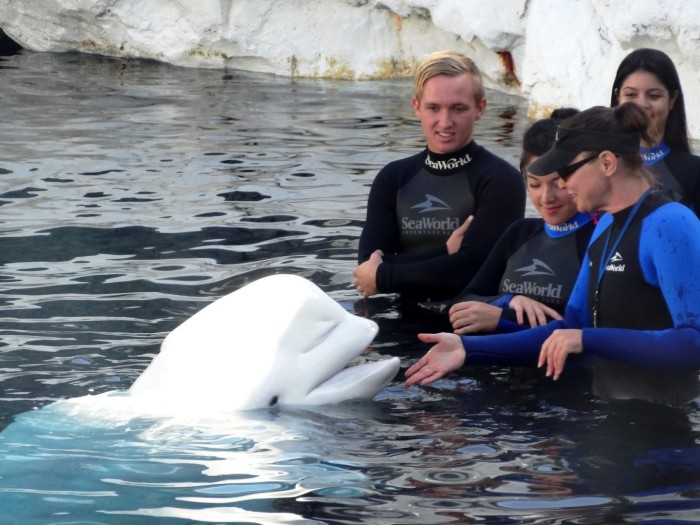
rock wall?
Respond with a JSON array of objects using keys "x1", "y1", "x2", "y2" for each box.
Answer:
[{"x1": 1, "y1": 0, "x2": 699, "y2": 136}]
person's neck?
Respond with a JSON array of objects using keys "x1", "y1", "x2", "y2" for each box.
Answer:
[
  {"x1": 642, "y1": 128, "x2": 664, "y2": 149},
  {"x1": 603, "y1": 177, "x2": 652, "y2": 214},
  {"x1": 427, "y1": 141, "x2": 473, "y2": 157}
]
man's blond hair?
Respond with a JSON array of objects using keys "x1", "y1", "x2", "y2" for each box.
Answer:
[{"x1": 413, "y1": 50, "x2": 484, "y2": 103}]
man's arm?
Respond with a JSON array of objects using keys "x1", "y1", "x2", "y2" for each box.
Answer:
[{"x1": 377, "y1": 159, "x2": 525, "y2": 297}]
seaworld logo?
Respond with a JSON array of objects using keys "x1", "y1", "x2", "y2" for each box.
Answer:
[
  {"x1": 425, "y1": 153, "x2": 472, "y2": 171},
  {"x1": 502, "y1": 259, "x2": 562, "y2": 299},
  {"x1": 410, "y1": 194, "x2": 451, "y2": 214},
  {"x1": 606, "y1": 251, "x2": 625, "y2": 272},
  {"x1": 402, "y1": 216, "x2": 460, "y2": 232},
  {"x1": 548, "y1": 221, "x2": 580, "y2": 233},
  {"x1": 515, "y1": 259, "x2": 556, "y2": 277},
  {"x1": 502, "y1": 280, "x2": 563, "y2": 299}
]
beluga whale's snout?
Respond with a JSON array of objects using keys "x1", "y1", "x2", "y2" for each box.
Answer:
[{"x1": 128, "y1": 274, "x2": 400, "y2": 413}]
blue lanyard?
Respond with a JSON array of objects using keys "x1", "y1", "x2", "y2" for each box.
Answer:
[{"x1": 593, "y1": 188, "x2": 652, "y2": 326}]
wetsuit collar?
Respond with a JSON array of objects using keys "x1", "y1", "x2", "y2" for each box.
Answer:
[
  {"x1": 640, "y1": 141, "x2": 670, "y2": 166},
  {"x1": 423, "y1": 142, "x2": 478, "y2": 174},
  {"x1": 544, "y1": 212, "x2": 594, "y2": 238}
]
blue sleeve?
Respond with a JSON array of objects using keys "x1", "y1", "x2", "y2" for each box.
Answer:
[
  {"x1": 490, "y1": 295, "x2": 513, "y2": 309},
  {"x1": 461, "y1": 321, "x2": 565, "y2": 366},
  {"x1": 583, "y1": 205, "x2": 700, "y2": 369}
]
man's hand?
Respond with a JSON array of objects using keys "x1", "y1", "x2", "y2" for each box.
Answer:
[
  {"x1": 353, "y1": 250, "x2": 383, "y2": 298},
  {"x1": 446, "y1": 215, "x2": 473, "y2": 254}
]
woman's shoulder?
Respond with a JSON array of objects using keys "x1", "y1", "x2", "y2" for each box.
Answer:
[
  {"x1": 501, "y1": 217, "x2": 545, "y2": 243},
  {"x1": 650, "y1": 198, "x2": 699, "y2": 219},
  {"x1": 506, "y1": 217, "x2": 544, "y2": 232},
  {"x1": 665, "y1": 149, "x2": 700, "y2": 171},
  {"x1": 644, "y1": 200, "x2": 700, "y2": 237}
]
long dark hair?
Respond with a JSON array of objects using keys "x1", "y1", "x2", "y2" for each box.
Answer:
[
  {"x1": 520, "y1": 108, "x2": 579, "y2": 173},
  {"x1": 610, "y1": 48, "x2": 690, "y2": 153}
]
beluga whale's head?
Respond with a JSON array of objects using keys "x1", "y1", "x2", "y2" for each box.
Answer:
[{"x1": 128, "y1": 274, "x2": 399, "y2": 414}]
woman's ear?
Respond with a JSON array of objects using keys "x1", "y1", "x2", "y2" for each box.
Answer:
[{"x1": 599, "y1": 151, "x2": 618, "y2": 177}]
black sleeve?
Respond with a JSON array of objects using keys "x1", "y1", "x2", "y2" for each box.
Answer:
[
  {"x1": 357, "y1": 161, "x2": 402, "y2": 264},
  {"x1": 665, "y1": 151, "x2": 700, "y2": 217},
  {"x1": 376, "y1": 154, "x2": 525, "y2": 298}
]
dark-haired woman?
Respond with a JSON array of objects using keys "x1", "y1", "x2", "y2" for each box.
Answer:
[
  {"x1": 611, "y1": 47, "x2": 700, "y2": 215},
  {"x1": 449, "y1": 109, "x2": 596, "y2": 335},
  {"x1": 405, "y1": 103, "x2": 700, "y2": 406}
]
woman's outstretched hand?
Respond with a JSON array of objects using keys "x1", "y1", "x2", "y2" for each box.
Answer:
[{"x1": 404, "y1": 332, "x2": 466, "y2": 388}]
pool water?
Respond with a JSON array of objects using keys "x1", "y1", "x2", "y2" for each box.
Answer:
[{"x1": 0, "y1": 50, "x2": 699, "y2": 525}]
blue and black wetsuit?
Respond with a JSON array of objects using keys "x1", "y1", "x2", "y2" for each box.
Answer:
[
  {"x1": 453, "y1": 212, "x2": 595, "y2": 331},
  {"x1": 642, "y1": 142, "x2": 700, "y2": 216},
  {"x1": 358, "y1": 141, "x2": 525, "y2": 301},
  {"x1": 460, "y1": 190, "x2": 700, "y2": 405}
]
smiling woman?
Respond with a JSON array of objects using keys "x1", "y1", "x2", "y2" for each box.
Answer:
[
  {"x1": 610, "y1": 48, "x2": 700, "y2": 216},
  {"x1": 448, "y1": 108, "x2": 595, "y2": 336}
]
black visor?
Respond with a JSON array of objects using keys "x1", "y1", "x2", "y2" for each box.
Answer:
[{"x1": 528, "y1": 126, "x2": 640, "y2": 176}]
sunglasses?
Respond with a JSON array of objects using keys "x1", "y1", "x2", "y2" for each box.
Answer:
[{"x1": 557, "y1": 152, "x2": 600, "y2": 180}]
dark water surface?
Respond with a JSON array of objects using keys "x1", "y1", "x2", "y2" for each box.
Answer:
[{"x1": 0, "y1": 50, "x2": 699, "y2": 525}]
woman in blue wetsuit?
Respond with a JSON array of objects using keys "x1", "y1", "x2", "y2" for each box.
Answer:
[
  {"x1": 449, "y1": 109, "x2": 596, "y2": 335},
  {"x1": 404, "y1": 103, "x2": 700, "y2": 406},
  {"x1": 610, "y1": 48, "x2": 700, "y2": 215}
]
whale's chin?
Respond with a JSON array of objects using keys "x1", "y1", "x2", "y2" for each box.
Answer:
[{"x1": 295, "y1": 356, "x2": 400, "y2": 406}]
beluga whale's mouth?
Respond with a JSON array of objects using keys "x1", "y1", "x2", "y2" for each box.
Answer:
[
  {"x1": 127, "y1": 274, "x2": 400, "y2": 414},
  {"x1": 305, "y1": 356, "x2": 400, "y2": 405}
]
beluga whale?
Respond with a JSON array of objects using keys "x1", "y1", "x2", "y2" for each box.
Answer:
[
  {"x1": 0, "y1": 275, "x2": 400, "y2": 520},
  {"x1": 127, "y1": 273, "x2": 400, "y2": 414}
]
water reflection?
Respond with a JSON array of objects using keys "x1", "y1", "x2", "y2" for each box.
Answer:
[{"x1": 0, "y1": 49, "x2": 698, "y2": 524}]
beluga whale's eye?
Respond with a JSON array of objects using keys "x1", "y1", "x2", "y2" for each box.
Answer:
[{"x1": 269, "y1": 395, "x2": 279, "y2": 407}]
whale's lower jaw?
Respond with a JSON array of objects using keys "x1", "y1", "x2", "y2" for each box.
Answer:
[{"x1": 298, "y1": 356, "x2": 401, "y2": 406}]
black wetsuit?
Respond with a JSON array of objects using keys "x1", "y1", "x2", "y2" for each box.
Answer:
[
  {"x1": 642, "y1": 142, "x2": 700, "y2": 216},
  {"x1": 461, "y1": 190, "x2": 700, "y2": 406},
  {"x1": 358, "y1": 141, "x2": 525, "y2": 300},
  {"x1": 453, "y1": 212, "x2": 595, "y2": 330}
]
